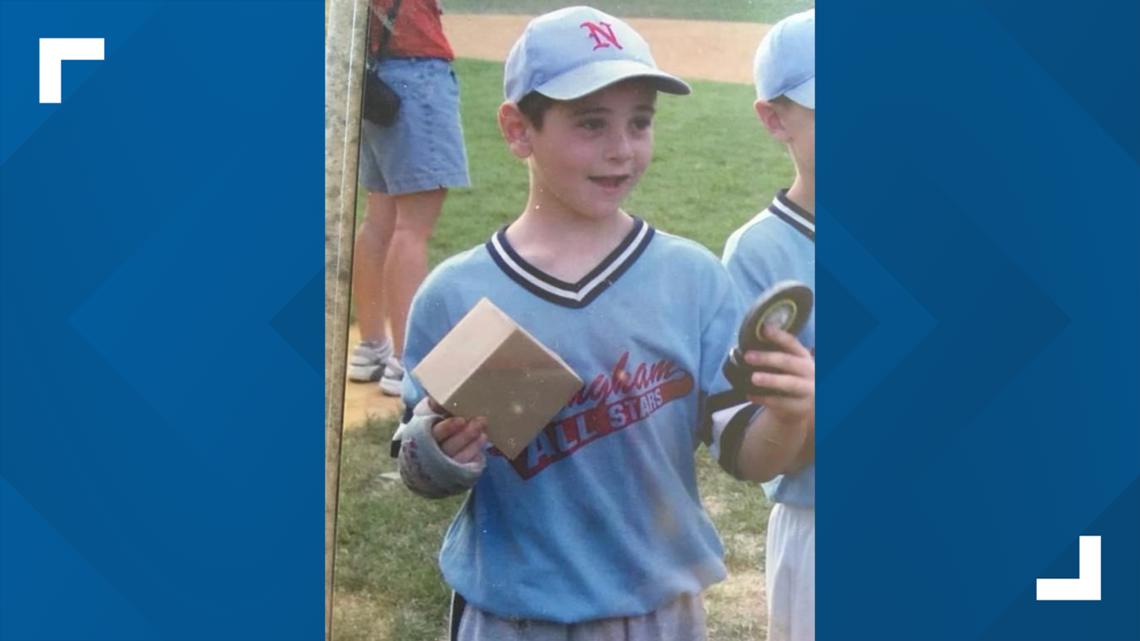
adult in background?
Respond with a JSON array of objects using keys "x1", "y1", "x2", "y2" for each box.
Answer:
[{"x1": 348, "y1": 0, "x2": 470, "y2": 395}]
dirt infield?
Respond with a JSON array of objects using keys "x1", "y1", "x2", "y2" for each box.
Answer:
[
  {"x1": 340, "y1": 15, "x2": 767, "y2": 431},
  {"x1": 341, "y1": 325, "x2": 403, "y2": 429}
]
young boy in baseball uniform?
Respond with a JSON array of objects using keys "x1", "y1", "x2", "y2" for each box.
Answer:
[
  {"x1": 721, "y1": 9, "x2": 817, "y2": 641},
  {"x1": 390, "y1": 7, "x2": 814, "y2": 640}
]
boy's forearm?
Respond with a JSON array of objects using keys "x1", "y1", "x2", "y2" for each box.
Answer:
[
  {"x1": 735, "y1": 408, "x2": 810, "y2": 483},
  {"x1": 788, "y1": 407, "x2": 815, "y2": 472}
]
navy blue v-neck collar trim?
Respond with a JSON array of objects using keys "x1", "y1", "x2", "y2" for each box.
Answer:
[
  {"x1": 485, "y1": 218, "x2": 655, "y2": 309},
  {"x1": 770, "y1": 189, "x2": 815, "y2": 242}
]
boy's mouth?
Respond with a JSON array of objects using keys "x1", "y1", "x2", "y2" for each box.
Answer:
[{"x1": 589, "y1": 175, "x2": 630, "y2": 189}]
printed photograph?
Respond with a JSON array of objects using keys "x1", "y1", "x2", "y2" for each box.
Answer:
[{"x1": 325, "y1": 2, "x2": 815, "y2": 639}]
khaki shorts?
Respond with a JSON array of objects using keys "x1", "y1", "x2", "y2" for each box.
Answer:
[{"x1": 451, "y1": 591, "x2": 707, "y2": 641}]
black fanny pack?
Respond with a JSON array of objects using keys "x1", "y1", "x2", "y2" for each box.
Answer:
[
  {"x1": 363, "y1": 64, "x2": 400, "y2": 127},
  {"x1": 363, "y1": 0, "x2": 403, "y2": 127}
]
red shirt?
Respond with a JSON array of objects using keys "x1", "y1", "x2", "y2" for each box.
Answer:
[{"x1": 370, "y1": 0, "x2": 454, "y2": 60}]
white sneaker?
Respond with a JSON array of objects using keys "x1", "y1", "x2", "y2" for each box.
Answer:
[
  {"x1": 347, "y1": 340, "x2": 393, "y2": 382},
  {"x1": 379, "y1": 356, "x2": 404, "y2": 396}
]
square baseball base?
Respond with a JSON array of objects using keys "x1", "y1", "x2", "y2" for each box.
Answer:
[{"x1": 412, "y1": 298, "x2": 582, "y2": 459}]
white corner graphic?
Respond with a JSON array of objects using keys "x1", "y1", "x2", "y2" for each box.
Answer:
[
  {"x1": 39, "y1": 38, "x2": 105, "y2": 104},
  {"x1": 1036, "y1": 535, "x2": 1101, "y2": 601}
]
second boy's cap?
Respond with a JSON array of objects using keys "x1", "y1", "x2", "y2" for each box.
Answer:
[
  {"x1": 504, "y1": 6, "x2": 691, "y2": 103},
  {"x1": 754, "y1": 9, "x2": 815, "y2": 109}
]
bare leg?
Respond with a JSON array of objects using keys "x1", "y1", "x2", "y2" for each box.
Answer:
[
  {"x1": 385, "y1": 188, "x2": 447, "y2": 357},
  {"x1": 352, "y1": 191, "x2": 398, "y2": 343}
]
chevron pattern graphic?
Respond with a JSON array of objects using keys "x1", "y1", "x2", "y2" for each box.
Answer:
[
  {"x1": 818, "y1": 1, "x2": 1139, "y2": 639},
  {"x1": 1, "y1": 2, "x2": 325, "y2": 638}
]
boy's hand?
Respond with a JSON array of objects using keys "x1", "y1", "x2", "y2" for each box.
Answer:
[
  {"x1": 431, "y1": 413, "x2": 489, "y2": 465},
  {"x1": 397, "y1": 397, "x2": 487, "y2": 498},
  {"x1": 743, "y1": 325, "x2": 814, "y2": 424}
]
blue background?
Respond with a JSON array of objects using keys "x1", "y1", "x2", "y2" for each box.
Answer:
[
  {"x1": 818, "y1": 1, "x2": 1140, "y2": 640},
  {"x1": 1, "y1": 1, "x2": 323, "y2": 638}
]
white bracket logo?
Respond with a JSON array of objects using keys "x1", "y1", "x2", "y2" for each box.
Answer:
[
  {"x1": 39, "y1": 38, "x2": 105, "y2": 104},
  {"x1": 1036, "y1": 535, "x2": 1101, "y2": 601}
]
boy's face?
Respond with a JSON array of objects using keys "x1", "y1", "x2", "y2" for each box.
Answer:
[
  {"x1": 756, "y1": 99, "x2": 815, "y2": 178},
  {"x1": 520, "y1": 80, "x2": 657, "y2": 220}
]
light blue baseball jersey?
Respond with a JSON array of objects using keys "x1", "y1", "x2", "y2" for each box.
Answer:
[
  {"x1": 722, "y1": 189, "x2": 815, "y2": 508},
  {"x1": 401, "y1": 218, "x2": 754, "y2": 622}
]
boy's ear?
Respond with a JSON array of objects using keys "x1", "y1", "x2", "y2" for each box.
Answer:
[
  {"x1": 755, "y1": 99, "x2": 791, "y2": 143},
  {"x1": 498, "y1": 101, "x2": 533, "y2": 159}
]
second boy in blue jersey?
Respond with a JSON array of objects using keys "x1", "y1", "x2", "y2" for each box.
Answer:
[{"x1": 722, "y1": 10, "x2": 816, "y2": 641}]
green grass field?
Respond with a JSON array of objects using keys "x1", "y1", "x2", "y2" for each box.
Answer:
[
  {"x1": 422, "y1": 58, "x2": 795, "y2": 265},
  {"x1": 444, "y1": 0, "x2": 812, "y2": 23},
  {"x1": 335, "y1": 57, "x2": 793, "y2": 641}
]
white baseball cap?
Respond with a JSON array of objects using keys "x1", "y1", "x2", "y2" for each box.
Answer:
[
  {"x1": 503, "y1": 6, "x2": 691, "y2": 103},
  {"x1": 753, "y1": 9, "x2": 815, "y2": 109}
]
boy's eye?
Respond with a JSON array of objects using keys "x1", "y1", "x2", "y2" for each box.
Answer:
[
  {"x1": 632, "y1": 117, "x2": 653, "y2": 130},
  {"x1": 578, "y1": 118, "x2": 606, "y2": 131}
]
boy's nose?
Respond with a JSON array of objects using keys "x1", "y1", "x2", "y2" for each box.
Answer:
[{"x1": 606, "y1": 130, "x2": 635, "y2": 162}]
